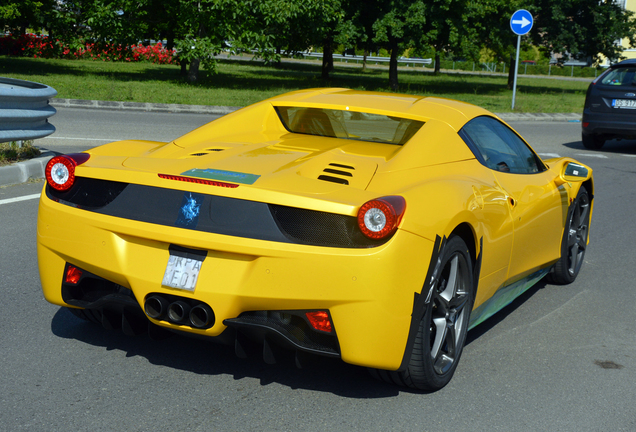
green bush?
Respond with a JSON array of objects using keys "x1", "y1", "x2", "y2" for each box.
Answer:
[{"x1": 0, "y1": 141, "x2": 41, "y2": 166}]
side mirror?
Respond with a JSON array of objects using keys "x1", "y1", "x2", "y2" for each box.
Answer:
[
  {"x1": 555, "y1": 161, "x2": 589, "y2": 186},
  {"x1": 562, "y1": 162, "x2": 589, "y2": 182}
]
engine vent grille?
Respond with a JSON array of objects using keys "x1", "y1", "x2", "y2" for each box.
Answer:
[
  {"x1": 188, "y1": 149, "x2": 225, "y2": 157},
  {"x1": 318, "y1": 163, "x2": 355, "y2": 185}
]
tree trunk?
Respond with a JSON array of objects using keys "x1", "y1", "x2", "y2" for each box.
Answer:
[
  {"x1": 187, "y1": 20, "x2": 205, "y2": 82},
  {"x1": 321, "y1": 43, "x2": 333, "y2": 79},
  {"x1": 362, "y1": 50, "x2": 368, "y2": 72},
  {"x1": 188, "y1": 58, "x2": 200, "y2": 82},
  {"x1": 389, "y1": 39, "x2": 399, "y2": 92},
  {"x1": 507, "y1": 55, "x2": 515, "y2": 90},
  {"x1": 434, "y1": 53, "x2": 441, "y2": 74},
  {"x1": 166, "y1": 31, "x2": 175, "y2": 51},
  {"x1": 180, "y1": 60, "x2": 189, "y2": 77}
]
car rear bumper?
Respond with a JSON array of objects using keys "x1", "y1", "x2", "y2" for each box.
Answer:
[
  {"x1": 582, "y1": 109, "x2": 636, "y2": 138},
  {"x1": 37, "y1": 185, "x2": 434, "y2": 370}
]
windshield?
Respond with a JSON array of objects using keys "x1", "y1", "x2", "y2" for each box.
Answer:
[
  {"x1": 275, "y1": 106, "x2": 424, "y2": 145},
  {"x1": 601, "y1": 67, "x2": 636, "y2": 86}
]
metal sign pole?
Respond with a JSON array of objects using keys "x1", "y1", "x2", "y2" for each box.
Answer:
[
  {"x1": 512, "y1": 35, "x2": 521, "y2": 110},
  {"x1": 509, "y1": 9, "x2": 532, "y2": 111}
]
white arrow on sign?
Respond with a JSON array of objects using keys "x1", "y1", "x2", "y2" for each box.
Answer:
[{"x1": 512, "y1": 16, "x2": 531, "y2": 28}]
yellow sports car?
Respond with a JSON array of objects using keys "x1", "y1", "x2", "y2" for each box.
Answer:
[{"x1": 38, "y1": 88, "x2": 593, "y2": 390}]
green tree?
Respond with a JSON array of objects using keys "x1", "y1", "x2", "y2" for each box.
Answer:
[
  {"x1": 1, "y1": 0, "x2": 54, "y2": 34},
  {"x1": 531, "y1": 0, "x2": 636, "y2": 65},
  {"x1": 372, "y1": 0, "x2": 423, "y2": 91},
  {"x1": 429, "y1": 1, "x2": 479, "y2": 74},
  {"x1": 467, "y1": 0, "x2": 521, "y2": 89},
  {"x1": 84, "y1": 0, "x2": 149, "y2": 47}
]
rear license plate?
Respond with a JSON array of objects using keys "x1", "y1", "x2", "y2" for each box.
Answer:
[
  {"x1": 162, "y1": 254, "x2": 203, "y2": 291},
  {"x1": 612, "y1": 99, "x2": 636, "y2": 109}
]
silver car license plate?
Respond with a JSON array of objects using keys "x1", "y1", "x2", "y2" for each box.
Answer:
[
  {"x1": 612, "y1": 99, "x2": 636, "y2": 109},
  {"x1": 162, "y1": 254, "x2": 203, "y2": 291}
]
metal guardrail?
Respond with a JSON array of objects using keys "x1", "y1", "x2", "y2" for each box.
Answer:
[
  {"x1": 301, "y1": 52, "x2": 433, "y2": 66},
  {"x1": 0, "y1": 77, "x2": 57, "y2": 144}
]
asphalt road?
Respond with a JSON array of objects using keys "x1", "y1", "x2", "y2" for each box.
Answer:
[{"x1": 1, "y1": 107, "x2": 635, "y2": 431}]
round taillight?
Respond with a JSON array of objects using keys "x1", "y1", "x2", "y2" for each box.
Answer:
[
  {"x1": 357, "y1": 196, "x2": 406, "y2": 239},
  {"x1": 45, "y1": 153, "x2": 90, "y2": 191}
]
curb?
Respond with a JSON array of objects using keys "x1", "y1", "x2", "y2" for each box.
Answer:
[
  {"x1": 49, "y1": 98, "x2": 582, "y2": 122},
  {"x1": 496, "y1": 112, "x2": 581, "y2": 122},
  {"x1": 50, "y1": 98, "x2": 241, "y2": 115},
  {"x1": 0, "y1": 152, "x2": 55, "y2": 187}
]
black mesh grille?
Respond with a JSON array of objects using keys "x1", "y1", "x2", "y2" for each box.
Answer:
[
  {"x1": 269, "y1": 204, "x2": 387, "y2": 248},
  {"x1": 46, "y1": 177, "x2": 128, "y2": 210},
  {"x1": 225, "y1": 311, "x2": 340, "y2": 355}
]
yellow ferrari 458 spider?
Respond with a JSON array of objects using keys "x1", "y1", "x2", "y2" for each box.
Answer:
[{"x1": 38, "y1": 88, "x2": 593, "y2": 390}]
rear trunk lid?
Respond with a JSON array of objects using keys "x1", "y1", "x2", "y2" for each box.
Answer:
[{"x1": 122, "y1": 134, "x2": 398, "y2": 194}]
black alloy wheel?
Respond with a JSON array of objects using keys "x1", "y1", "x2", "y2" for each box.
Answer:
[
  {"x1": 546, "y1": 187, "x2": 591, "y2": 285},
  {"x1": 371, "y1": 236, "x2": 474, "y2": 391}
]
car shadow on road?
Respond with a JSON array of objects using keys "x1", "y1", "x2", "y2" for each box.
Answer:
[
  {"x1": 465, "y1": 280, "x2": 546, "y2": 346},
  {"x1": 50, "y1": 307, "x2": 404, "y2": 398},
  {"x1": 49, "y1": 277, "x2": 555, "y2": 397},
  {"x1": 562, "y1": 139, "x2": 636, "y2": 155}
]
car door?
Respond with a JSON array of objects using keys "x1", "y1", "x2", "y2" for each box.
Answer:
[{"x1": 460, "y1": 116, "x2": 565, "y2": 282}]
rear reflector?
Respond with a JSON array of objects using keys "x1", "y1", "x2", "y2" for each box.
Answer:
[
  {"x1": 305, "y1": 311, "x2": 333, "y2": 333},
  {"x1": 65, "y1": 265, "x2": 83, "y2": 285}
]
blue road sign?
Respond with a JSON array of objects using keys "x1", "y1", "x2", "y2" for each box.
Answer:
[{"x1": 510, "y1": 10, "x2": 533, "y2": 36}]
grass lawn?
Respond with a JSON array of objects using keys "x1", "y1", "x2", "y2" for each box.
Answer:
[{"x1": 0, "y1": 56, "x2": 590, "y2": 113}]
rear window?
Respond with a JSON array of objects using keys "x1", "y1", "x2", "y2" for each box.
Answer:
[
  {"x1": 600, "y1": 67, "x2": 636, "y2": 86},
  {"x1": 275, "y1": 106, "x2": 424, "y2": 145}
]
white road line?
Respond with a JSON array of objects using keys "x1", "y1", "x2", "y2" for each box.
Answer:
[
  {"x1": 538, "y1": 153, "x2": 561, "y2": 158},
  {"x1": 0, "y1": 193, "x2": 41, "y2": 205},
  {"x1": 622, "y1": 154, "x2": 636, "y2": 158},
  {"x1": 43, "y1": 136, "x2": 116, "y2": 141},
  {"x1": 575, "y1": 153, "x2": 608, "y2": 159}
]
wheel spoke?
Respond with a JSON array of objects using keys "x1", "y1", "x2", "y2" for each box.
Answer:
[
  {"x1": 430, "y1": 317, "x2": 447, "y2": 360},
  {"x1": 449, "y1": 292, "x2": 468, "y2": 312},
  {"x1": 571, "y1": 206, "x2": 580, "y2": 230},
  {"x1": 568, "y1": 242, "x2": 580, "y2": 271},
  {"x1": 576, "y1": 237, "x2": 587, "y2": 252},
  {"x1": 433, "y1": 354, "x2": 454, "y2": 375},
  {"x1": 439, "y1": 255, "x2": 458, "y2": 303},
  {"x1": 578, "y1": 202, "x2": 590, "y2": 228}
]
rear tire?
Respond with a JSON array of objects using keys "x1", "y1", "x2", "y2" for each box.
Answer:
[
  {"x1": 546, "y1": 187, "x2": 591, "y2": 285},
  {"x1": 582, "y1": 133, "x2": 605, "y2": 150},
  {"x1": 372, "y1": 236, "x2": 474, "y2": 391}
]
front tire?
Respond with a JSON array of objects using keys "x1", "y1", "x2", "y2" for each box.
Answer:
[
  {"x1": 546, "y1": 187, "x2": 591, "y2": 285},
  {"x1": 372, "y1": 236, "x2": 474, "y2": 391}
]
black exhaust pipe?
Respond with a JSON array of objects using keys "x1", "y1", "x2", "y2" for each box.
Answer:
[
  {"x1": 167, "y1": 300, "x2": 191, "y2": 324},
  {"x1": 144, "y1": 295, "x2": 169, "y2": 320},
  {"x1": 189, "y1": 303, "x2": 215, "y2": 329}
]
